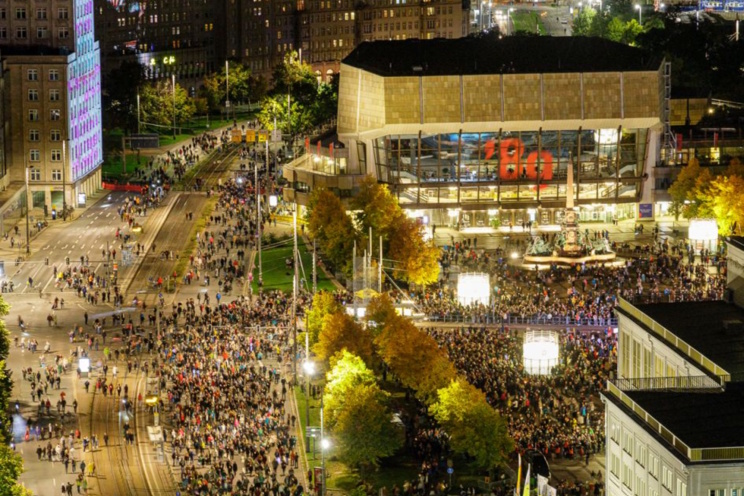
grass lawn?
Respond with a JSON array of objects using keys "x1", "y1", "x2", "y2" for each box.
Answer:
[
  {"x1": 251, "y1": 239, "x2": 337, "y2": 294},
  {"x1": 511, "y1": 11, "x2": 547, "y2": 34}
]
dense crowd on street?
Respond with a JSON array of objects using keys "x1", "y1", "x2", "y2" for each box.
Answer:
[{"x1": 405, "y1": 239, "x2": 726, "y2": 325}]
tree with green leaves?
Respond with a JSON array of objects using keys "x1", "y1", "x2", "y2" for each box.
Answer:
[
  {"x1": 0, "y1": 443, "x2": 30, "y2": 496},
  {"x1": 103, "y1": 60, "x2": 144, "y2": 130},
  {"x1": 323, "y1": 350, "x2": 378, "y2": 427},
  {"x1": 333, "y1": 382, "x2": 403, "y2": 473},
  {"x1": 201, "y1": 61, "x2": 267, "y2": 112},
  {"x1": 572, "y1": 7, "x2": 596, "y2": 36},
  {"x1": 306, "y1": 291, "x2": 343, "y2": 346},
  {"x1": 139, "y1": 80, "x2": 196, "y2": 131},
  {"x1": 323, "y1": 351, "x2": 403, "y2": 474},
  {"x1": 431, "y1": 379, "x2": 514, "y2": 471}
]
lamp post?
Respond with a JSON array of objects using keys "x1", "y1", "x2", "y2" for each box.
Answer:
[
  {"x1": 303, "y1": 360, "x2": 314, "y2": 452},
  {"x1": 635, "y1": 4, "x2": 642, "y2": 24},
  {"x1": 225, "y1": 60, "x2": 230, "y2": 121},
  {"x1": 320, "y1": 400, "x2": 329, "y2": 496},
  {"x1": 171, "y1": 74, "x2": 176, "y2": 138},
  {"x1": 24, "y1": 163, "x2": 31, "y2": 255}
]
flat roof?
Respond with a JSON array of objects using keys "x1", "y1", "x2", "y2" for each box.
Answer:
[
  {"x1": 728, "y1": 236, "x2": 744, "y2": 252},
  {"x1": 342, "y1": 36, "x2": 663, "y2": 77},
  {"x1": 621, "y1": 381, "x2": 744, "y2": 451},
  {"x1": 631, "y1": 301, "x2": 744, "y2": 381}
]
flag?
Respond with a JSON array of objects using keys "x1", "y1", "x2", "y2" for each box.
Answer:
[
  {"x1": 522, "y1": 465, "x2": 531, "y2": 496},
  {"x1": 515, "y1": 453, "x2": 522, "y2": 496}
]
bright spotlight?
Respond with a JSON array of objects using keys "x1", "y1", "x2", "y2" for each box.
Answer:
[
  {"x1": 321, "y1": 438, "x2": 331, "y2": 450},
  {"x1": 457, "y1": 273, "x2": 490, "y2": 306}
]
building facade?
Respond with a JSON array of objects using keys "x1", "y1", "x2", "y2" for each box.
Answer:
[
  {"x1": 225, "y1": 0, "x2": 470, "y2": 81},
  {"x1": 94, "y1": 0, "x2": 217, "y2": 82},
  {"x1": 284, "y1": 37, "x2": 668, "y2": 229},
  {"x1": 0, "y1": 0, "x2": 102, "y2": 211},
  {"x1": 604, "y1": 287, "x2": 744, "y2": 496}
]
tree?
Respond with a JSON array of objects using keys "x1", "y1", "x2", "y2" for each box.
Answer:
[
  {"x1": 0, "y1": 296, "x2": 12, "y2": 444},
  {"x1": 668, "y1": 157, "x2": 707, "y2": 219},
  {"x1": 572, "y1": 7, "x2": 596, "y2": 36},
  {"x1": 306, "y1": 188, "x2": 358, "y2": 275},
  {"x1": 376, "y1": 318, "x2": 456, "y2": 402},
  {"x1": 272, "y1": 51, "x2": 319, "y2": 107},
  {"x1": 139, "y1": 80, "x2": 196, "y2": 130},
  {"x1": 431, "y1": 379, "x2": 514, "y2": 470},
  {"x1": 350, "y1": 176, "x2": 402, "y2": 239},
  {"x1": 312, "y1": 77, "x2": 339, "y2": 125},
  {"x1": 307, "y1": 291, "x2": 343, "y2": 346},
  {"x1": 257, "y1": 95, "x2": 314, "y2": 135},
  {"x1": 333, "y1": 383, "x2": 403, "y2": 473},
  {"x1": 314, "y1": 312, "x2": 376, "y2": 367},
  {"x1": 0, "y1": 443, "x2": 30, "y2": 496},
  {"x1": 201, "y1": 61, "x2": 267, "y2": 112},
  {"x1": 622, "y1": 18, "x2": 643, "y2": 44},
  {"x1": 606, "y1": 17, "x2": 626, "y2": 42},
  {"x1": 364, "y1": 294, "x2": 398, "y2": 335},
  {"x1": 387, "y1": 216, "x2": 441, "y2": 286},
  {"x1": 103, "y1": 60, "x2": 144, "y2": 130},
  {"x1": 323, "y1": 350, "x2": 377, "y2": 427},
  {"x1": 695, "y1": 174, "x2": 744, "y2": 235}
]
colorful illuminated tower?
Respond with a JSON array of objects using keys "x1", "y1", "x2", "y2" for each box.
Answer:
[{"x1": 0, "y1": 0, "x2": 103, "y2": 213}]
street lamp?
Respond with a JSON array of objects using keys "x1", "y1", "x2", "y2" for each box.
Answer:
[
  {"x1": 635, "y1": 4, "x2": 642, "y2": 24},
  {"x1": 24, "y1": 163, "x2": 31, "y2": 255},
  {"x1": 303, "y1": 360, "x2": 315, "y2": 452},
  {"x1": 171, "y1": 74, "x2": 177, "y2": 138},
  {"x1": 507, "y1": 8, "x2": 514, "y2": 35}
]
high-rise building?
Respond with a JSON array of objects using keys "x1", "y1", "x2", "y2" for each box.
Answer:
[
  {"x1": 94, "y1": 0, "x2": 217, "y2": 82},
  {"x1": 226, "y1": 0, "x2": 470, "y2": 81},
  {"x1": 0, "y1": 0, "x2": 102, "y2": 212}
]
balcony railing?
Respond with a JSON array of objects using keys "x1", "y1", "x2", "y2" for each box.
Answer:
[{"x1": 612, "y1": 375, "x2": 723, "y2": 392}]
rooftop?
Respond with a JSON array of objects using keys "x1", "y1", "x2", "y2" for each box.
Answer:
[
  {"x1": 630, "y1": 300, "x2": 744, "y2": 382},
  {"x1": 728, "y1": 236, "x2": 744, "y2": 252},
  {"x1": 342, "y1": 36, "x2": 663, "y2": 77},
  {"x1": 619, "y1": 381, "x2": 744, "y2": 451}
]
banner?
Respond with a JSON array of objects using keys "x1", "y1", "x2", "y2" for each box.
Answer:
[{"x1": 537, "y1": 474, "x2": 549, "y2": 496}]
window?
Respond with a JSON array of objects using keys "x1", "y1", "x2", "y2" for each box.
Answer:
[
  {"x1": 28, "y1": 89, "x2": 39, "y2": 101},
  {"x1": 16, "y1": 8, "x2": 26, "y2": 19},
  {"x1": 27, "y1": 69, "x2": 38, "y2": 81},
  {"x1": 37, "y1": 8, "x2": 47, "y2": 20},
  {"x1": 0, "y1": 8, "x2": 5, "y2": 19},
  {"x1": 51, "y1": 169, "x2": 62, "y2": 181},
  {"x1": 51, "y1": 149, "x2": 62, "y2": 161},
  {"x1": 49, "y1": 70, "x2": 60, "y2": 81},
  {"x1": 636, "y1": 444, "x2": 646, "y2": 468},
  {"x1": 28, "y1": 110, "x2": 39, "y2": 122},
  {"x1": 29, "y1": 150, "x2": 41, "y2": 162},
  {"x1": 662, "y1": 466, "x2": 673, "y2": 491},
  {"x1": 610, "y1": 452, "x2": 620, "y2": 477},
  {"x1": 37, "y1": 27, "x2": 48, "y2": 39},
  {"x1": 49, "y1": 89, "x2": 60, "y2": 102},
  {"x1": 58, "y1": 8, "x2": 68, "y2": 19},
  {"x1": 709, "y1": 491, "x2": 726, "y2": 496},
  {"x1": 58, "y1": 27, "x2": 69, "y2": 39},
  {"x1": 623, "y1": 431, "x2": 634, "y2": 457},
  {"x1": 30, "y1": 168, "x2": 41, "y2": 181},
  {"x1": 16, "y1": 27, "x2": 27, "y2": 39},
  {"x1": 29, "y1": 130, "x2": 40, "y2": 142},
  {"x1": 0, "y1": 27, "x2": 6, "y2": 39},
  {"x1": 676, "y1": 480, "x2": 686, "y2": 496},
  {"x1": 50, "y1": 109, "x2": 61, "y2": 121},
  {"x1": 50, "y1": 130, "x2": 61, "y2": 141},
  {"x1": 649, "y1": 453, "x2": 659, "y2": 479}
]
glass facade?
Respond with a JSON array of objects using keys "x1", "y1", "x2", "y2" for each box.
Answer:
[{"x1": 372, "y1": 128, "x2": 647, "y2": 209}]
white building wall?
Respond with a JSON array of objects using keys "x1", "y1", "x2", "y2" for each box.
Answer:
[
  {"x1": 605, "y1": 400, "x2": 688, "y2": 496},
  {"x1": 617, "y1": 314, "x2": 708, "y2": 381}
]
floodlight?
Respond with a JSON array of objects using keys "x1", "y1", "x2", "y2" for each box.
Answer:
[
  {"x1": 457, "y1": 273, "x2": 490, "y2": 306},
  {"x1": 523, "y1": 330, "x2": 560, "y2": 375}
]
